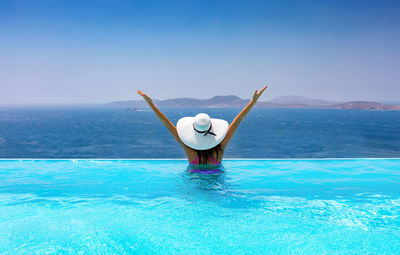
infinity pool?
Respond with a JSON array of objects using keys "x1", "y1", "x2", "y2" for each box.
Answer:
[{"x1": 1, "y1": 159, "x2": 400, "y2": 254}]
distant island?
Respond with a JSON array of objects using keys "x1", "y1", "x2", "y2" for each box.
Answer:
[{"x1": 106, "y1": 95, "x2": 400, "y2": 111}]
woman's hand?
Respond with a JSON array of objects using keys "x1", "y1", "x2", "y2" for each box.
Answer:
[
  {"x1": 137, "y1": 90, "x2": 153, "y2": 104},
  {"x1": 252, "y1": 85, "x2": 268, "y2": 103}
]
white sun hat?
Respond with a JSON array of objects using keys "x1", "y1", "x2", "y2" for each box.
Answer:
[{"x1": 177, "y1": 113, "x2": 229, "y2": 150}]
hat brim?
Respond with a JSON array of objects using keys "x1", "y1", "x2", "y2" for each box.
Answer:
[{"x1": 177, "y1": 117, "x2": 229, "y2": 150}]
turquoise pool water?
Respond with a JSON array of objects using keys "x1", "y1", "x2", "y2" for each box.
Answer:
[{"x1": 1, "y1": 159, "x2": 400, "y2": 254}]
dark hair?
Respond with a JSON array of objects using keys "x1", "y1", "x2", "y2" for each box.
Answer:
[{"x1": 195, "y1": 144, "x2": 222, "y2": 164}]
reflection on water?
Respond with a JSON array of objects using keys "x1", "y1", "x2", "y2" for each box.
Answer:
[{"x1": 183, "y1": 164, "x2": 227, "y2": 192}]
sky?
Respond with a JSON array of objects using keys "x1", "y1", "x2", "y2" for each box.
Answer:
[{"x1": 0, "y1": 0, "x2": 399, "y2": 104}]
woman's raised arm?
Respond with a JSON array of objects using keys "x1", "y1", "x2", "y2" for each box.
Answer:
[
  {"x1": 220, "y1": 86, "x2": 268, "y2": 149},
  {"x1": 137, "y1": 90, "x2": 193, "y2": 153}
]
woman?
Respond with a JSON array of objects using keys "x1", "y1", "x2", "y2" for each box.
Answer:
[{"x1": 137, "y1": 86, "x2": 267, "y2": 165}]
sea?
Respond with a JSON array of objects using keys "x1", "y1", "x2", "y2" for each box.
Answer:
[{"x1": 0, "y1": 106, "x2": 399, "y2": 158}]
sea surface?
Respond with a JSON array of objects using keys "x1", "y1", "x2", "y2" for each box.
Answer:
[{"x1": 0, "y1": 107, "x2": 399, "y2": 158}]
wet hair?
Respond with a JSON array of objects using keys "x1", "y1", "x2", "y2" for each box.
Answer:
[{"x1": 195, "y1": 144, "x2": 222, "y2": 164}]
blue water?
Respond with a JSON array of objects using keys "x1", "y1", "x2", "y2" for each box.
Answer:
[
  {"x1": 1, "y1": 107, "x2": 400, "y2": 158},
  {"x1": 1, "y1": 159, "x2": 400, "y2": 254}
]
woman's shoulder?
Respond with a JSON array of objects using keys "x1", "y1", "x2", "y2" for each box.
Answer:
[{"x1": 185, "y1": 148, "x2": 198, "y2": 162}]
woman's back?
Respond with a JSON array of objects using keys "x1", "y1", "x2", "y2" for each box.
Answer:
[{"x1": 187, "y1": 145, "x2": 224, "y2": 165}]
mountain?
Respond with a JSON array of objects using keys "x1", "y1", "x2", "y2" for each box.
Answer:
[
  {"x1": 107, "y1": 95, "x2": 251, "y2": 108},
  {"x1": 268, "y1": 95, "x2": 338, "y2": 106},
  {"x1": 106, "y1": 96, "x2": 400, "y2": 110},
  {"x1": 159, "y1": 95, "x2": 249, "y2": 108},
  {"x1": 107, "y1": 100, "x2": 148, "y2": 107},
  {"x1": 326, "y1": 101, "x2": 400, "y2": 110}
]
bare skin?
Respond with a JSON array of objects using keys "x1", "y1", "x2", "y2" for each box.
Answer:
[{"x1": 137, "y1": 86, "x2": 268, "y2": 163}]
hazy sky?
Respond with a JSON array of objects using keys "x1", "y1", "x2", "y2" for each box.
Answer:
[{"x1": 1, "y1": 0, "x2": 399, "y2": 104}]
